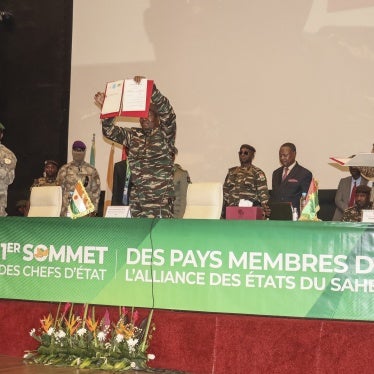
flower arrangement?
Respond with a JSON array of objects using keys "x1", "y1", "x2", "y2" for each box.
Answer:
[{"x1": 25, "y1": 303, "x2": 155, "y2": 371}]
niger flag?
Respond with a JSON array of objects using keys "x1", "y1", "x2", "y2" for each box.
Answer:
[{"x1": 68, "y1": 180, "x2": 95, "y2": 219}]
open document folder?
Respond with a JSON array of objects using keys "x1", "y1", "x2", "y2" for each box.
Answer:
[
  {"x1": 100, "y1": 79, "x2": 153, "y2": 119},
  {"x1": 330, "y1": 153, "x2": 374, "y2": 167}
]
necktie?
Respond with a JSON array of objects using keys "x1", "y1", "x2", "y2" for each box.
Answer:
[
  {"x1": 282, "y1": 167, "x2": 289, "y2": 182},
  {"x1": 348, "y1": 182, "x2": 356, "y2": 207}
]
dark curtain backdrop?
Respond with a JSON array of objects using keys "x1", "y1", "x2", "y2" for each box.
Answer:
[{"x1": 0, "y1": 0, "x2": 72, "y2": 215}]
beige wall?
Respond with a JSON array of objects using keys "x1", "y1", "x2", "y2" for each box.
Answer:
[{"x1": 69, "y1": 0, "x2": 374, "y2": 189}]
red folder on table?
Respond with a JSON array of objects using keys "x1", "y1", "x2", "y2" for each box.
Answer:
[
  {"x1": 100, "y1": 79, "x2": 154, "y2": 119},
  {"x1": 226, "y1": 206, "x2": 264, "y2": 220}
]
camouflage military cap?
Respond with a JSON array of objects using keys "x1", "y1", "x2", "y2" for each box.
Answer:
[
  {"x1": 45, "y1": 160, "x2": 59, "y2": 167},
  {"x1": 356, "y1": 185, "x2": 371, "y2": 195},
  {"x1": 240, "y1": 144, "x2": 256, "y2": 153}
]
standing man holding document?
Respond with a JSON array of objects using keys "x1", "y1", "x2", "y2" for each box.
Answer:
[{"x1": 94, "y1": 76, "x2": 177, "y2": 218}]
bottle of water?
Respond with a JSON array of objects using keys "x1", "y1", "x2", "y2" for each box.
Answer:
[
  {"x1": 300, "y1": 192, "x2": 307, "y2": 213},
  {"x1": 292, "y1": 207, "x2": 298, "y2": 221}
]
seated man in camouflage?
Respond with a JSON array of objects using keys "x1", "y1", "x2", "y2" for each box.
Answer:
[
  {"x1": 56, "y1": 141, "x2": 101, "y2": 217},
  {"x1": 342, "y1": 185, "x2": 373, "y2": 222},
  {"x1": 32, "y1": 160, "x2": 59, "y2": 187},
  {"x1": 222, "y1": 144, "x2": 270, "y2": 218}
]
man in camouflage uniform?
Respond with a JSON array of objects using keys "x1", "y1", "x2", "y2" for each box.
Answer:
[
  {"x1": 94, "y1": 76, "x2": 176, "y2": 218},
  {"x1": 0, "y1": 123, "x2": 17, "y2": 216},
  {"x1": 342, "y1": 185, "x2": 373, "y2": 222},
  {"x1": 56, "y1": 140, "x2": 101, "y2": 217},
  {"x1": 32, "y1": 160, "x2": 59, "y2": 187},
  {"x1": 222, "y1": 144, "x2": 270, "y2": 218}
]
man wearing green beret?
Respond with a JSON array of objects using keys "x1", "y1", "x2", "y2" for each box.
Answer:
[{"x1": 0, "y1": 122, "x2": 17, "y2": 216}]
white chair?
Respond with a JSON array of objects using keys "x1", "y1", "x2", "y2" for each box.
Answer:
[
  {"x1": 183, "y1": 182, "x2": 223, "y2": 219},
  {"x1": 28, "y1": 186, "x2": 62, "y2": 217}
]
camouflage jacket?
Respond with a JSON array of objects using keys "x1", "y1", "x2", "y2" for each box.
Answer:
[
  {"x1": 223, "y1": 164, "x2": 270, "y2": 208},
  {"x1": 342, "y1": 202, "x2": 373, "y2": 222},
  {"x1": 31, "y1": 177, "x2": 59, "y2": 188},
  {"x1": 56, "y1": 161, "x2": 101, "y2": 216},
  {"x1": 0, "y1": 143, "x2": 17, "y2": 216},
  {"x1": 0, "y1": 143, "x2": 17, "y2": 187},
  {"x1": 102, "y1": 85, "x2": 176, "y2": 198}
]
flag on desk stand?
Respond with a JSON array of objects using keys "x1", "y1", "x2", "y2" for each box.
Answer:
[
  {"x1": 68, "y1": 180, "x2": 95, "y2": 219},
  {"x1": 299, "y1": 178, "x2": 320, "y2": 221},
  {"x1": 104, "y1": 143, "x2": 115, "y2": 214},
  {"x1": 90, "y1": 134, "x2": 96, "y2": 166}
]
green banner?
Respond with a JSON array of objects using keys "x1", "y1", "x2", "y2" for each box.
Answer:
[{"x1": 1, "y1": 218, "x2": 373, "y2": 320}]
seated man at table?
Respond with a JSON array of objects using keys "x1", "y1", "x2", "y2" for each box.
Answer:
[
  {"x1": 222, "y1": 144, "x2": 270, "y2": 218},
  {"x1": 342, "y1": 185, "x2": 373, "y2": 222}
]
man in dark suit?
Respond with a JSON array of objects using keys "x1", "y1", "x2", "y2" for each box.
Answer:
[
  {"x1": 271, "y1": 142, "x2": 312, "y2": 214},
  {"x1": 111, "y1": 160, "x2": 130, "y2": 206},
  {"x1": 332, "y1": 166, "x2": 368, "y2": 221}
]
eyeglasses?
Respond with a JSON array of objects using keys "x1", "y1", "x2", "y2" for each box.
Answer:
[{"x1": 238, "y1": 150, "x2": 249, "y2": 155}]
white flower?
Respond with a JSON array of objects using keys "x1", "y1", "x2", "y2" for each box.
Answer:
[
  {"x1": 77, "y1": 328, "x2": 87, "y2": 337},
  {"x1": 127, "y1": 338, "x2": 139, "y2": 353},
  {"x1": 56, "y1": 330, "x2": 66, "y2": 338},
  {"x1": 130, "y1": 362, "x2": 136, "y2": 368},
  {"x1": 97, "y1": 331, "x2": 106, "y2": 341},
  {"x1": 147, "y1": 353, "x2": 156, "y2": 360},
  {"x1": 29, "y1": 328, "x2": 36, "y2": 337},
  {"x1": 47, "y1": 327, "x2": 55, "y2": 336},
  {"x1": 115, "y1": 334, "x2": 124, "y2": 343}
]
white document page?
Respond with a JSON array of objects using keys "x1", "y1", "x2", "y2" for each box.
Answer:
[
  {"x1": 105, "y1": 205, "x2": 131, "y2": 218},
  {"x1": 122, "y1": 79, "x2": 147, "y2": 111},
  {"x1": 362, "y1": 209, "x2": 374, "y2": 223},
  {"x1": 101, "y1": 80, "x2": 124, "y2": 116}
]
